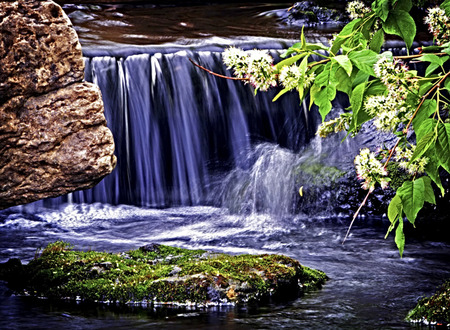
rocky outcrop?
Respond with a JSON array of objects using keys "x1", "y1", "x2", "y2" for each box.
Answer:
[{"x1": 0, "y1": 0, "x2": 116, "y2": 209}]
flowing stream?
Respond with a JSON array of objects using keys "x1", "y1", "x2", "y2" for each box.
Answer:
[{"x1": 1, "y1": 2, "x2": 449, "y2": 329}]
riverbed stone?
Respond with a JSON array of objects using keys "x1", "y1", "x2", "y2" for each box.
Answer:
[
  {"x1": 0, "y1": 0, "x2": 116, "y2": 208},
  {"x1": 0, "y1": 242, "x2": 328, "y2": 306},
  {"x1": 0, "y1": 82, "x2": 116, "y2": 209}
]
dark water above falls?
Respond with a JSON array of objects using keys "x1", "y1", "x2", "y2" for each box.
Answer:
[{"x1": 1, "y1": 4, "x2": 449, "y2": 328}]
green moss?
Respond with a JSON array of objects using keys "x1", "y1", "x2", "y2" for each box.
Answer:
[
  {"x1": 3, "y1": 241, "x2": 327, "y2": 306},
  {"x1": 406, "y1": 280, "x2": 450, "y2": 326},
  {"x1": 295, "y1": 161, "x2": 345, "y2": 186}
]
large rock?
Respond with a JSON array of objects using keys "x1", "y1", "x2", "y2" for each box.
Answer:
[
  {"x1": 0, "y1": 0, "x2": 116, "y2": 209},
  {"x1": 0, "y1": 83, "x2": 116, "y2": 208},
  {"x1": 0, "y1": 0, "x2": 84, "y2": 102}
]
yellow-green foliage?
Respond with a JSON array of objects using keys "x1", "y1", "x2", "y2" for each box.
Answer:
[{"x1": 20, "y1": 241, "x2": 327, "y2": 305}]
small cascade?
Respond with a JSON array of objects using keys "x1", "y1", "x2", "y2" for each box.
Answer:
[{"x1": 41, "y1": 48, "x2": 321, "y2": 209}]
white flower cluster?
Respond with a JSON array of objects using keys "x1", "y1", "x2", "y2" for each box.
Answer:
[
  {"x1": 395, "y1": 146, "x2": 428, "y2": 175},
  {"x1": 354, "y1": 148, "x2": 389, "y2": 191},
  {"x1": 222, "y1": 47, "x2": 276, "y2": 91},
  {"x1": 346, "y1": 0, "x2": 371, "y2": 20},
  {"x1": 373, "y1": 57, "x2": 418, "y2": 101},
  {"x1": 222, "y1": 46, "x2": 249, "y2": 78},
  {"x1": 424, "y1": 6, "x2": 450, "y2": 45},
  {"x1": 247, "y1": 50, "x2": 277, "y2": 91},
  {"x1": 364, "y1": 56, "x2": 418, "y2": 131},
  {"x1": 279, "y1": 65, "x2": 315, "y2": 91},
  {"x1": 364, "y1": 95, "x2": 403, "y2": 131}
]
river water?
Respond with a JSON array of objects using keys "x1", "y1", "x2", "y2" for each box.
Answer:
[
  {"x1": 1, "y1": 1, "x2": 449, "y2": 329},
  {"x1": 1, "y1": 204, "x2": 449, "y2": 329}
]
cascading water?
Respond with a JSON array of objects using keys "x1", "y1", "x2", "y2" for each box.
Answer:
[{"x1": 42, "y1": 47, "x2": 329, "y2": 212}]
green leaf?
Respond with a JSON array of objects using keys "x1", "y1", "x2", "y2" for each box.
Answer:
[
  {"x1": 332, "y1": 55, "x2": 352, "y2": 77},
  {"x1": 301, "y1": 26, "x2": 306, "y2": 49},
  {"x1": 280, "y1": 43, "x2": 301, "y2": 58},
  {"x1": 275, "y1": 53, "x2": 307, "y2": 73},
  {"x1": 397, "y1": 179, "x2": 426, "y2": 224},
  {"x1": 436, "y1": 123, "x2": 450, "y2": 172},
  {"x1": 314, "y1": 62, "x2": 332, "y2": 87},
  {"x1": 410, "y1": 130, "x2": 437, "y2": 162},
  {"x1": 426, "y1": 63, "x2": 441, "y2": 77},
  {"x1": 443, "y1": 0, "x2": 450, "y2": 15},
  {"x1": 272, "y1": 88, "x2": 291, "y2": 102},
  {"x1": 421, "y1": 176, "x2": 436, "y2": 205},
  {"x1": 315, "y1": 85, "x2": 336, "y2": 121},
  {"x1": 445, "y1": 76, "x2": 450, "y2": 93},
  {"x1": 334, "y1": 66, "x2": 352, "y2": 95},
  {"x1": 305, "y1": 43, "x2": 329, "y2": 51},
  {"x1": 317, "y1": 99, "x2": 333, "y2": 121},
  {"x1": 395, "y1": 219, "x2": 405, "y2": 257},
  {"x1": 415, "y1": 118, "x2": 437, "y2": 142},
  {"x1": 352, "y1": 69, "x2": 370, "y2": 87},
  {"x1": 395, "y1": 0, "x2": 412, "y2": 12},
  {"x1": 424, "y1": 147, "x2": 445, "y2": 196},
  {"x1": 330, "y1": 19, "x2": 362, "y2": 55},
  {"x1": 418, "y1": 54, "x2": 444, "y2": 66},
  {"x1": 350, "y1": 82, "x2": 366, "y2": 114},
  {"x1": 418, "y1": 80, "x2": 434, "y2": 97},
  {"x1": 369, "y1": 29, "x2": 384, "y2": 52},
  {"x1": 388, "y1": 194, "x2": 403, "y2": 224},
  {"x1": 413, "y1": 99, "x2": 437, "y2": 132},
  {"x1": 342, "y1": 31, "x2": 368, "y2": 53},
  {"x1": 309, "y1": 83, "x2": 321, "y2": 110},
  {"x1": 365, "y1": 79, "x2": 387, "y2": 96},
  {"x1": 382, "y1": 10, "x2": 416, "y2": 49},
  {"x1": 348, "y1": 49, "x2": 379, "y2": 76},
  {"x1": 421, "y1": 45, "x2": 445, "y2": 53},
  {"x1": 372, "y1": 0, "x2": 390, "y2": 21}
]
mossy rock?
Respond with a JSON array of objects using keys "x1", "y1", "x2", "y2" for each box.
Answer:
[
  {"x1": 406, "y1": 280, "x2": 450, "y2": 326},
  {"x1": 0, "y1": 241, "x2": 327, "y2": 307}
]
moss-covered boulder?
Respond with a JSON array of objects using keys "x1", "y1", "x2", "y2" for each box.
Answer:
[
  {"x1": 0, "y1": 241, "x2": 327, "y2": 306},
  {"x1": 406, "y1": 280, "x2": 450, "y2": 326}
]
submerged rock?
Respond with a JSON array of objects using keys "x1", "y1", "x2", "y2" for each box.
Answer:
[
  {"x1": 0, "y1": 0, "x2": 116, "y2": 208},
  {"x1": 0, "y1": 241, "x2": 328, "y2": 306}
]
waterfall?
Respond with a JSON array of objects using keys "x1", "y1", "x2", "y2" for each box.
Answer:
[{"x1": 41, "y1": 48, "x2": 318, "y2": 210}]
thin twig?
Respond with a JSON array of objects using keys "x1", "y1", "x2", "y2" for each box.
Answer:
[
  {"x1": 188, "y1": 58, "x2": 249, "y2": 81},
  {"x1": 342, "y1": 189, "x2": 372, "y2": 244}
]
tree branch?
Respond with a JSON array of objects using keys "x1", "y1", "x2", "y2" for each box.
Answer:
[{"x1": 188, "y1": 58, "x2": 249, "y2": 81}]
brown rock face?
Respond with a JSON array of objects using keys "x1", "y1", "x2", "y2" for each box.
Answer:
[
  {"x1": 0, "y1": 0, "x2": 84, "y2": 102},
  {"x1": 0, "y1": 0, "x2": 116, "y2": 209}
]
